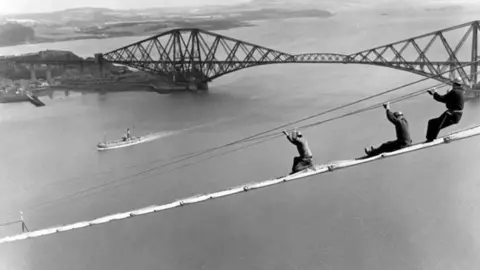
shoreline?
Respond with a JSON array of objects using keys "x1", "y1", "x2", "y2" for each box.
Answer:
[{"x1": 0, "y1": 68, "x2": 200, "y2": 105}]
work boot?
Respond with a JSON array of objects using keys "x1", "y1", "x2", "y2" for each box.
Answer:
[{"x1": 365, "y1": 146, "x2": 375, "y2": 155}]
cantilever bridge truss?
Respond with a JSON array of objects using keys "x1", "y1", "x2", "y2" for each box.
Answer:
[
  {"x1": 3, "y1": 21, "x2": 479, "y2": 87},
  {"x1": 102, "y1": 20, "x2": 480, "y2": 86}
]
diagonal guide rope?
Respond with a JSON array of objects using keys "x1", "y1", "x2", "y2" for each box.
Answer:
[
  {"x1": 0, "y1": 220, "x2": 22, "y2": 227},
  {"x1": 244, "y1": 88, "x2": 433, "y2": 142},
  {"x1": 2, "y1": 124, "x2": 480, "y2": 244},
  {"x1": 2, "y1": 62, "x2": 478, "y2": 223}
]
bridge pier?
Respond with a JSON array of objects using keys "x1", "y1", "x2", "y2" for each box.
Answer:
[
  {"x1": 199, "y1": 81, "x2": 208, "y2": 91},
  {"x1": 172, "y1": 72, "x2": 209, "y2": 92},
  {"x1": 94, "y1": 53, "x2": 104, "y2": 78},
  {"x1": 184, "y1": 79, "x2": 208, "y2": 92},
  {"x1": 189, "y1": 80, "x2": 208, "y2": 91},
  {"x1": 185, "y1": 68, "x2": 209, "y2": 92}
]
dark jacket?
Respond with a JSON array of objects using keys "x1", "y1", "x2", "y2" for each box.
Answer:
[
  {"x1": 433, "y1": 87, "x2": 464, "y2": 111},
  {"x1": 386, "y1": 109, "x2": 412, "y2": 145},
  {"x1": 286, "y1": 134, "x2": 313, "y2": 158}
]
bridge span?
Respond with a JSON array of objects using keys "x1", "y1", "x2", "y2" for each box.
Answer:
[{"x1": 2, "y1": 20, "x2": 480, "y2": 91}]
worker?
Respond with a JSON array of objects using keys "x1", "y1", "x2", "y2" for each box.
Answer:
[
  {"x1": 364, "y1": 102, "x2": 412, "y2": 157},
  {"x1": 425, "y1": 80, "x2": 465, "y2": 142},
  {"x1": 283, "y1": 129, "x2": 314, "y2": 174}
]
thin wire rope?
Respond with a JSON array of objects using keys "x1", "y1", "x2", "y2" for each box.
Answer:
[
  {"x1": 0, "y1": 220, "x2": 22, "y2": 227},
  {"x1": 242, "y1": 71, "x2": 480, "y2": 143},
  {"x1": 241, "y1": 83, "x2": 447, "y2": 142}
]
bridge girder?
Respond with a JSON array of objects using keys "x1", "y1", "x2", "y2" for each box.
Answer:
[
  {"x1": 348, "y1": 20, "x2": 480, "y2": 87},
  {"x1": 2, "y1": 21, "x2": 480, "y2": 87}
]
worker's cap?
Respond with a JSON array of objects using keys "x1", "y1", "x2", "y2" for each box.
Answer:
[
  {"x1": 294, "y1": 130, "x2": 303, "y2": 137},
  {"x1": 393, "y1": 111, "x2": 403, "y2": 117}
]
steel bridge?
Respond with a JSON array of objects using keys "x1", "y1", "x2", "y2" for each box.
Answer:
[{"x1": 3, "y1": 20, "x2": 480, "y2": 89}]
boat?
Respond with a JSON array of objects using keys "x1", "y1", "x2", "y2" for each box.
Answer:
[
  {"x1": 97, "y1": 136, "x2": 151, "y2": 151},
  {"x1": 97, "y1": 128, "x2": 156, "y2": 151}
]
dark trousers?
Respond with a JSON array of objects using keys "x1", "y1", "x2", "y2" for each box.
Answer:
[
  {"x1": 369, "y1": 140, "x2": 410, "y2": 157},
  {"x1": 426, "y1": 110, "x2": 462, "y2": 141},
  {"x1": 291, "y1": 156, "x2": 313, "y2": 174}
]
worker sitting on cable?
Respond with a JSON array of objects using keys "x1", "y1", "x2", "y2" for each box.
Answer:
[
  {"x1": 364, "y1": 102, "x2": 412, "y2": 157},
  {"x1": 283, "y1": 129, "x2": 313, "y2": 174},
  {"x1": 425, "y1": 80, "x2": 465, "y2": 142}
]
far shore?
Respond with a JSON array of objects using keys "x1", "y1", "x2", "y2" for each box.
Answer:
[
  {"x1": 0, "y1": 7, "x2": 336, "y2": 48},
  {"x1": 4, "y1": 23, "x2": 255, "y2": 48}
]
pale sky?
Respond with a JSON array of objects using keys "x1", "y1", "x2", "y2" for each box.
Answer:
[
  {"x1": 0, "y1": 0, "x2": 250, "y2": 15},
  {"x1": 1, "y1": 0, "x2": 479, "y2": 15}
]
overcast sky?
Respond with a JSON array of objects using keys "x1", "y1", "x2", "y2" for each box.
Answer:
[
  {"x1": 0, "y1": 0, "x2": 250, "y2": 14},
  {"x1": 1, "y1": 0, "x2": 479, "y2": 15}
]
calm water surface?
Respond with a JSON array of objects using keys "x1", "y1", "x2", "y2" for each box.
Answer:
[{"x1": 1, "y1": 11, "x2": 480, "y2": 270}]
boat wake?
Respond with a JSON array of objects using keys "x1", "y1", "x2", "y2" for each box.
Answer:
[
  {"x1": 97, "y1": 131, "x2": 175, "y2": 151},
  {"x1": 97, "y1": 117, "x2": 238, "y2": 151}
]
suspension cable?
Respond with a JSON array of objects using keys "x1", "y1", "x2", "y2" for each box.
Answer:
[
  {"x1": 0, "y1": 220, "x2": 22, "y2": 228},
  {"x1": 238, "y1": 83, "x2": 447, "y2": 143}
]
